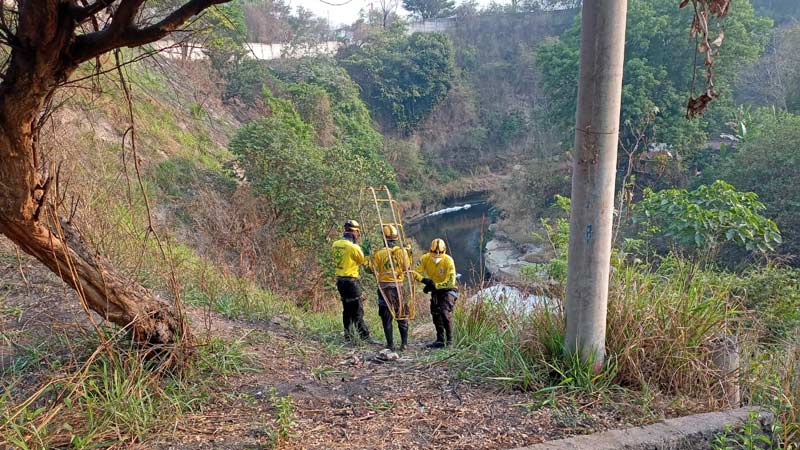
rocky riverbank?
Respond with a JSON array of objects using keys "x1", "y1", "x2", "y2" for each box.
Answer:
[{"x1": 484, "y1": 224, "x2": 553, "y2": 281}]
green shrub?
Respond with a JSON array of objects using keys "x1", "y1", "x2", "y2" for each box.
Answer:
[
  {"x1": 710, "y1": 110, "x2": 800, "y2": 260},
  {"x1": 733, "y1": 265, "x2": 800, "y2": 342},
  {"x1": 634, "y1": 180, "x2": 782, "y2": 256},
  {"x1": 339, "y1": 30, "x2": 456, "y2": 133}
]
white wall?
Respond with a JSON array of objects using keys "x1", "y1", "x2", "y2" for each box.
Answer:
[{"x1": 152, "y1": 40, "x2": 342, "y2": 61}]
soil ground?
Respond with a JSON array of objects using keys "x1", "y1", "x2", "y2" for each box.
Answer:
[{"x1": 0, "y1": 239, "x2": 651, "y2": 449}]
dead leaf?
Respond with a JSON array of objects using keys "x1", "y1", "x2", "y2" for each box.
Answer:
[
  {"x1": 710, "y1": 31, "x2": 724, "y2": 50},
  {"x1": 709, "y1": 0, "x2": 731, "y2": 17},
  {"x1": 686, "y1": 91, "x2": 716, "y2": 119}
]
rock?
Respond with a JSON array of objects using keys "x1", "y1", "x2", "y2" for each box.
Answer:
[
  {"x1": 375, "y1": 349, "x2": 400, "y2": 361},
  {"x1": 484, "y1": 238, "x2": 526, "y2": 277}
]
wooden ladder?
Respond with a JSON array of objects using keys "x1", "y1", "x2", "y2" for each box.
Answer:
[{"x1": 360, "y1": 186, "x2": 417, "y2": 320}]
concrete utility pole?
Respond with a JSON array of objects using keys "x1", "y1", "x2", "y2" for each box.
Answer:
[{"x1": 564, "y1": 0, "x2": 628, "y2": 368}]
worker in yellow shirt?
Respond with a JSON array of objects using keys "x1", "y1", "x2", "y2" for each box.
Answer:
[
  {"x1": 371, "y1": 225, "x2": 412, "y2": 351},
  {"x1": 332, "y1": 220, "x2": 376, "y2": 344},
  {"x1": 414, "y1": 238, "x2": 457, "y2": 348}
]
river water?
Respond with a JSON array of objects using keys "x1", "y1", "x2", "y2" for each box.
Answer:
[
  {"x1": 405, "y1": 195, "x2": 555, "y2": 312},
  {"x1": 405, "y1": 195, "x2": 492, "y2": 286}
]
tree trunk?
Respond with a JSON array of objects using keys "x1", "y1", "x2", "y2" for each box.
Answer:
[
  {"x1": 0, "y1": 31, "x2": 183, "y2": 346},
  {"x1": 0, "y1": 0, "x2": 235, "y2": 348},
  {"x1": 0, "y1": 219, "x2": 181, "y2": 345}
]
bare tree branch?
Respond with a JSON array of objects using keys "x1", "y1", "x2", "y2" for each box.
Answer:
[
  {"x1": 73, "y1": 0, "x2": 229, "y2": 62},
  {"x1": 72, "y1": 0, "x2": 117, "y2": 24}
]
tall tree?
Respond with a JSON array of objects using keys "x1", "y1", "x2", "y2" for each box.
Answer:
[
  {"x1": 538, "y1": 0, "x2": 771, "y2": 171},
  {"x1": 377, "y1": 0, "x2": 401, "y2": 28},
  {"x1": 402, "y1": 0, "x2": 455, "y2": 20},
  {"x1": 244, "y1": 0, "x2": 293, "y2": 43},
  {"x1": 0, "y1": 0, "x2": 230, "y2": 346},
  {"x1": 339, "y1": 30, "x2": 455, "y2": 133},
  {"x1": 737, "y1": 21, "x2": 800, "y2": 113}
]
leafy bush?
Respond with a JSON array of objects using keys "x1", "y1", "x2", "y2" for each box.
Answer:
[
  {"x1": 710, "y1": 110, "x2": 800, "y2": 260},
  {"x1": 271, "y1": 58, "x2": 397, "y2": 191},
  {"x1": 732, "y1": 265, "x2": 800, "y2": 342},
  {"x1": 229, "y1": 94, "x2": 338, "y2": 243},
  {"x1": 339, "y1": 30, "x2": 456, "y2": 133},
  {"x1": 635, "y1": 180, "x2": 782, "y2": 255},
  {"x1": 224, "y1": 59, "x2": 271, "y2": 103}
]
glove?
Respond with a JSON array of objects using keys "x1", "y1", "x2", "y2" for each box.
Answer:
[
  {"x1": 360, "y1": 236, "x2": 371, "y2": 256},
  {"x1": 421, "y1": 278, "x2": 435, "y2": 294}
]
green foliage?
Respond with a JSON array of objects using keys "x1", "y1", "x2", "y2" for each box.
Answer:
[
  {"x1": 742, "y1": 343, "x2": 799, "y2": 448},
  {"x1": 710, "y1": 110, "x2": 800, "y2": 258},
  {"x1": 228, "y1": 95, "x2": 340, "y2": 244},
  {"x1": 732, "y1": 265, "x2": 800, "y2": 342},
  {"x1": 448, "y1": 299, "x2": 550, "y2": 390},
  {"x1": 527, "y1": 195, "x2": 570, "y2": 287},
  {"x1": 339, "y1": 30, "x2": 456, "y2": 133},
  {"x1": 270, "y1": 58, "x2": 397, "y2": 190},
  {"x1": 711, "y1": 411, "x2": 774, "y2": 450},
  {"x1": 200, "y1": 2, "x2": 249, "y2": 71},
  {"x1": 750, "y1": 0, "x2": 800, "y2": 23},
  {"x1": 267, "y1": 387, "x2": 295, "y2": 444},
  {"x1": 402, "y1": 0, "x2": 455, "y2": 20},
  {"x1": 196, "y1": 336, "x2": 256, "y2": 378},
  {"x1": 512, "y1": 155, "x2": 572, "y2": 219},
  {"x1": 224, "y1": 59, "x2": 271, "y2": 103},
  {"x1": 537, "y1": 0, "x2": 771, "y2": 161},
  {"x1": 489, "y1": 110, "x2": 526, "y2": 146},
  {"x1": 635, "y1": 180, "x2": 782, "y2": 254},
  {"x1": 381, "y1": 138, "x2": 427, "y2": 189}
]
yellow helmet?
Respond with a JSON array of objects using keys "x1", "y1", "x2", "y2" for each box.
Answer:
[
  {"x1": 429, "y1": 238, "x2": 446, "y2": 255},
  {"x1": 344, "y1": 220, "x2": 361, "y2": 233},
  {"x1": 382, "y1": 224, "x2": 399, "y2": 240}
]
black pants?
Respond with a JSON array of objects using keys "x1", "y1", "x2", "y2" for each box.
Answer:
[
  {"x1": 336, "y1": 277, "x2": 370, "y2": 341},
  {"x1": 377, "y1": 284, "x2": 408, "y2": 349},
  {"x1": 430, "y1": 289, "x2": 456, "y2": 344}
]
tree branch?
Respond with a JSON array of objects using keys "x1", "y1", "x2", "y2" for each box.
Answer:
[
  {"x1": 106, "y1": 0, "x2": 148, "y2": 37},
  {"x1": 72, "y1": 0, "x2": 228, "y2": 63},
  {"x1": 72, "y1": 0, "x2": 117, "y2": 24}
]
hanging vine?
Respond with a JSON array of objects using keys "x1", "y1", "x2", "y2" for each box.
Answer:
[{"x1": 679, "y1": 0, "x2": 731, "y2": 118}]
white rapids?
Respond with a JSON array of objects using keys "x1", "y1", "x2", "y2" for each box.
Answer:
[
  {"x1": 425, "y1": 203, "x2": 472, "y2": 217},
  {"x1": 470, "y1": 284, "x2": 557, "y2": 314}
]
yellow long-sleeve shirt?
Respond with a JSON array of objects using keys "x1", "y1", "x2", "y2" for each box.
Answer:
[
  {"x1": 414, "y1": 253, "x2": 456, "y2": 290},
  {"x1": 371, "y1": 245, "x2": 412, "y2": 283},
  {"x1": 332, "y1": 238, "x2": 366, "y2": 278}
]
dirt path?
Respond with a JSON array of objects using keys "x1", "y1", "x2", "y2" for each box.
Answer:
[
  {"x1": 156, "y1": 307, "x2": 632, "y2": 450},
  {"x1": 0, "y1": 240, "x2": 633, "y2": 450}
]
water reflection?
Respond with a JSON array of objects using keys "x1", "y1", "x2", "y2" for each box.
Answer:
[{"x1": 406, "y1": 199, "x2": 491, "y2": 286}]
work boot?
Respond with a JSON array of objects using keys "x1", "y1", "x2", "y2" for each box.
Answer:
[
  {"x1": 426, "y1": 341, "x2": 445, "y2": 349},
  {"x1": 400, "y1": 329, "x2": 408, "y2": 352}
]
